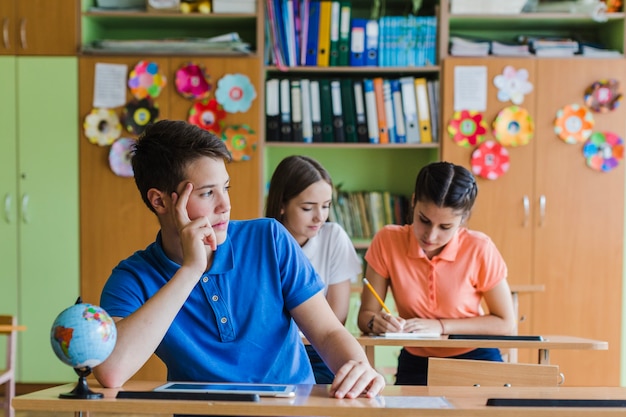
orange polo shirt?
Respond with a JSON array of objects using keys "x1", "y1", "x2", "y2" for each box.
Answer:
[{"x1": 365, "y1": 224, "x2": 507, "y2": 357}]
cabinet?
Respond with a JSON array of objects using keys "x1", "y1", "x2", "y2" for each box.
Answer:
[
  {"x1": 0, "y1": 56, "x2": 79, "y2": 383},
  {"x1": 442, "y1": 56, "x2": 625, "y2": 386},
  {"x1": 0, "y1": 0, "x2": 78, "y2": 55},
  {"x1": 78, "y1": 2, "x2": 264, "y2": 381}
]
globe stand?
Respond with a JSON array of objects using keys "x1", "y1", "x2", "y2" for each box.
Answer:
[{"x1": 59, "y1": 366, "x2": 103, "y2": 399}]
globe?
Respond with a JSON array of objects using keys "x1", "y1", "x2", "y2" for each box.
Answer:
[{"x1": 50, "y1": 299, "x2": 117, "y2": 399}]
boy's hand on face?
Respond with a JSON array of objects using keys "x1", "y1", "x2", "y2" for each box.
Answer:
[{"x1": 172, "y1": 182, "x2": 218, "y2": 274}]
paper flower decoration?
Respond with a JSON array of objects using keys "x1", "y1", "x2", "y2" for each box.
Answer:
[
  {"x1": 175, "y1": 63, "x2": 212, "y2": 100},
  {"x1": 215, "y1": 73, "x2": 257, "y2": 113},
  {"x1": 122, "y1": 98, "x2": 159, "y2": 135},
  {"x1": 554, "y1": 104, "x2": 594, "y2": 144},
  {"x1": 471, "y1": 140, "x2": 510, "y2": 180},
  {"x1": 493, "y1": 66, "x2": 533, "y2": 105},
  {"x1": 448, "y1": 110, "x2": 488, "y2": 147},
  {"x1": 108, "y1": 137, "x2": 136, "y2": 178},
  {"x1": 582, "y1": 131, "x2": 624, "y2": 172},
  {"x1": 128, "y1": 61, "x2": 166, "y2": 100},
  {"x1": 584, "y1": 79, "x2": 622, "y2": 113},
  {"x1": 188, "y1": 98, "x2": 226, "y2": 134},
  {"x1": 222, "y1": 124, "x2": 257, "y2": 161},
  {"x1": 492, "y1": 105, "x2": 534, "y2": 147},
  {"x1": 83, "y1": 108, "x2": 122, "y2": 146}
]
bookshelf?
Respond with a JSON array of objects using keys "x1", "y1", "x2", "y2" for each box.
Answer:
[{"x1": 262, "y1": 0, "x2": 443, "y2": 235}]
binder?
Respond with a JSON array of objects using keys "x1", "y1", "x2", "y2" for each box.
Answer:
[
  {"x1": 365, "y1": 19, "x2": 379, "y2": 66},
  {"x1": 390, "y1": 79, "x2": 407, "y2": 143},
  {"x1": 309, "y1": 79, "x2": 323, "y2": 142},
  {"x1": 382, "y1": 79, "x2": 397, "y2": 143},
  {"x1": 265, "y1": 78, "x2": 280, "y2": 142},
  {"x1": 353, "y1": 80, "x2": 369, "y2": 142},
  {"x1": 337, "y1": 1, "x2": 352, "y2": 66},
  {"x1": 363, "y1": 78, "x2": 379, "y2": 143},
  {"x1": 284, "y1": 0, "x2": 298, "y2": 66},
  {"x1": 399, "y1": 76, "x2": 420, "y2": 143},
  {"x1": 300, "y1": 78, "x2": 314, "y2": 142},
  {"x1": 299, "y1": 0, "x2": 310, "y2": 65},
  {"x1": 427, "y1": 79, "x2": 439, "y2": 142},
  {"x1": 372, "y1": 77, "x2": 389, "y2": 144},
  {"x1": 340, "y1": 78, "x2": 358, "y2": 142},
  {"x1": 414, "y1": 77, "x2": 433, "y2": 143},
  {"x1": 328, "y1": 1, "x2": 341, "y2": 66},
  {"x1": 317, "y1": 0, "x2": 332, "y2": 67},
  {"x1": 305, "y1": 1, "x2": 321, "y2": 66},
  {"x1": 349, "y1": 18, "x2": 367, "y2": 66},
  {"x1": 318, "y1": 78, "x2": 334, "y2": 142},
  {"x1": 279, "y1": 78, "x2": 293, "y2": 142},
  {"x1": 330, "y1": 79, "x2": 345, "y2": 142},
  {"x1": 290, "y1": 79, "x2": 304, "y2": 141}
]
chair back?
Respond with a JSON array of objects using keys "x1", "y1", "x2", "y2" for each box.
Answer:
[
  {"x1": 427, "y1": 357, "x2": 562, "y2": 387},
  {"x1": 0, "y1": 315, "x2": 17, "y2": 417}
]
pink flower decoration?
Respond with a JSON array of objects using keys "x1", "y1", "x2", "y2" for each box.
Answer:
[
  {"x1": 175, "y1": 63, "x2": 212, "y2": 100},
  {"x1": 188, "y1": 99, "x2": 226, "y2": 134}
]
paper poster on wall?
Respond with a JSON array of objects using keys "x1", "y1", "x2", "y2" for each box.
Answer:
[
  {"x1": 93, "y1": 63, "x2": 128, "y2": 108},
  {"x1": 454, "y1": 66, "x2": 487, "y2": 112}
]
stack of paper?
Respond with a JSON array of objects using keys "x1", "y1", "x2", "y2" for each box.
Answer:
[
  {"x1": 449, "y1": 37, "x2": 490, "y2": 56},
  {"x1": 491, "y1": 41, "x2": 531, "y2": 56}
]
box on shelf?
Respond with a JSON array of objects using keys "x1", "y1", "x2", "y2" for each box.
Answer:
[
  {"x1": 450, "y1": 0, "x2": 527, "y2": 14},
  {"x1": 212, "y1": 0, "x2": 256, "y2": 13},
  {"x1": 147, "y1": 0, "x2": 181, "y2": 12}
]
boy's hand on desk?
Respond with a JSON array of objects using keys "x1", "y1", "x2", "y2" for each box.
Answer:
[{"x1": 329, "y1": 359, "x2": 385, "y2": 399}]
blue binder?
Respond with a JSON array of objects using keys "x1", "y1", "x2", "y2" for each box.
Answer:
[
  {"x1": 365, "y1": 19, "x2": 379, "y2": 66},
  {"x1": 349, "y1": 18, "x2": 367, "y2": 66},
  {"x1": 305, "y1": 1, "x2": 321, "y2": 66}
]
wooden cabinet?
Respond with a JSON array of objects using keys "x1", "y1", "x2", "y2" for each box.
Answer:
[
  {"x1": 442, "y1": 57, "x2": 625, "y2": 386},
  {"x1": 0, "y1": 0, "x2": 78, "y2": 55},
  {"x1": 0, "y1": 56, "x2": 79, "y2": 382},
  {"x1": 78, "y1": 53, "x2": 262, "y2": 381}
]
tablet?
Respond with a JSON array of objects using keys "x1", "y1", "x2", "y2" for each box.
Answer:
[
  {"x1": 448, "y1": 334, "x2": 544, "y2": 341},
  {"x1": 154, "y1": 382, "x2": 298, "y2": 398}
]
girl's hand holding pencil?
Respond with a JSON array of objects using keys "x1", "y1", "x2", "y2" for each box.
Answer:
[{"x1": 362, "y1": 278, "x2": 406, "y2": 333}]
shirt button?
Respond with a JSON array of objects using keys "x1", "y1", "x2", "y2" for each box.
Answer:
[
  {"x1": 220, "y1": 317, "x2": 227, "y2": 324},
  {"x1": 212, "y1": 295, "x2": 218, "y2": 302},
  {"x1": 202, "y1": 277, "x2": 208, "y2": 283}
]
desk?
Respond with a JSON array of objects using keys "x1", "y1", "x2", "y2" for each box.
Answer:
[
  {"x1": 12, "y1": 381, "x2": 626, "y2": 417},
  {"x1": 356, "y1": 335, "x2": 608, "y2": 366}
]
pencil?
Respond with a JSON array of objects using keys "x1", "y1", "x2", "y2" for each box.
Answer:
[{"x1": 362, "y1": 278, "x2": 392, "y2": 314}]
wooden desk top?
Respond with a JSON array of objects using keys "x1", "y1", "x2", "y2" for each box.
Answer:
[
  {"x1": 13, "y1": 381, "x2": 626, "y2": 416},
  {"x1": 356, "y1": 334, "x2": 608, "y2": 350},
  {"x1": 0, "y1": 324, "x2": 26, "y2": 333}
]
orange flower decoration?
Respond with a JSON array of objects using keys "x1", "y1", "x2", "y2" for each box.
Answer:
[
  {"x1": 221, "y1": 125, "x2": 257, "y2": 161},
  {"x1": 554, "y1": 104, "x2": 594, "y2": 144},
  {"x1": 492, "y1": 106, "x2": 534, "y2": 147},
  {"x1": 448, "y1": 110, "x2": 488, "y2": 148}
]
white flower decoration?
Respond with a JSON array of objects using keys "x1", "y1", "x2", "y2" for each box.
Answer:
[{"x1": 493, "y1": 66, "x2": 533, "y2": 105}]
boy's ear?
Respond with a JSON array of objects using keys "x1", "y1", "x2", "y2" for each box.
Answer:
[{"x1": 147, "y1": 188, "x2": 167, "y2": 214}]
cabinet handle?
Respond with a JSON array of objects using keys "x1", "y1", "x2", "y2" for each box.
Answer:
[
  {"x1": 19, "y1": 18, "x2": 26, "y2": 50},
  {"x1": 3, "y1": 193, "x2": 12, "y2": 224},
  {"x1": 2, "y1": 18, "x2": 9, "y2": 50},
  {"x1": 522, "y1": 195, "x2": 529, "y2": 227},
  {"x1": 539, "y1": 194, "x2": 546, "y2": 227},
  {"x1": 21, "y1": 193, "x2": 29, "y2": 224}
]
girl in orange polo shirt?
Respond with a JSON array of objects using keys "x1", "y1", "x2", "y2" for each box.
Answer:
[{"x1": 357, "y1": 161, "x2": 516, "y2": 385}]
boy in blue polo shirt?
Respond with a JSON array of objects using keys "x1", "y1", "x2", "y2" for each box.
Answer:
[{"x1": 93, "y1": 120, "x2": 384, "y2": 399}]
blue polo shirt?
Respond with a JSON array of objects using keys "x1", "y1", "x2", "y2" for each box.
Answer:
[{"x1": 100, "y1": 218, "x2": 324, "y2": 384}]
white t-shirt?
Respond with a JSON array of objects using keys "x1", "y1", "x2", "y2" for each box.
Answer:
[{"x1": 301, "y1": 222, "x2": 362, "y2": 294}]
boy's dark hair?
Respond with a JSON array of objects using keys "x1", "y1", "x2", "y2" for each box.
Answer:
[
  {"x1": 412, "y1": 161, "x2": 478, "y2": 216},
  {"x1": 131, "y1": 120, "x2": 232, "y2": 213},
  {"x1": 265, "y1": 155, "x2": 333, "y2": 220}
]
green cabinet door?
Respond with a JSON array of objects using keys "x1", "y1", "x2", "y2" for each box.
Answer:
[
  {"x1": 16, "y1": 57, "x2": 79, "y2": 382},
  {"x1": 0, "y1": 58, "x2": 19, "y2": 322}
]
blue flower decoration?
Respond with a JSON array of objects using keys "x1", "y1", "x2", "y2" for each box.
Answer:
[{"x1": 215, "y1": 74, "x2": 257, "y2": 113}]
